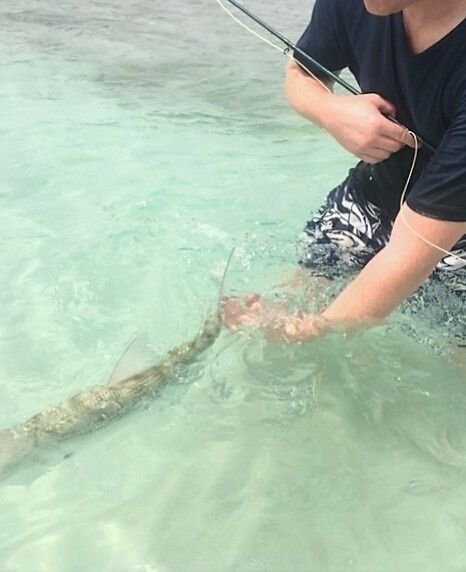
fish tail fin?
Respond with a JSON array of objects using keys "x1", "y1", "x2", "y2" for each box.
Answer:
[
  {"x1": 194, "y1": 247, "x2": 236, "y2": 348},
  {"x1": 217, "y1": 247, "x2": 236, "y2": 315}
]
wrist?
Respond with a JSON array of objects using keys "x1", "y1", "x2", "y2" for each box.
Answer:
[
  {"x1": 271, "y1": 312, "x2": 332, "y2": 343},
  {"x1": 319, "y1": 94, "x2": 344, "y2": 133},
  {"x1": 287, "y1": 76, "x2": 339, "y2": 131}
]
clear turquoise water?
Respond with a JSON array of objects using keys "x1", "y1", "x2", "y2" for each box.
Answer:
[{"x1": 1, "y1": 1, "x2": 466, "y2": 571}]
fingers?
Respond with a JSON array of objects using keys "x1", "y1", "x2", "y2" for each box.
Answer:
[
  {"x1": 266, "y1": 313, "x2": 330, "y2": 343},
  {"x1": 336, "y1": 93, "x2": 421, "y2": 162},
  {"x1": 368, "y1": 94, "x2": 396, "y2": 116},
  {"x1": 361, "y1": 130, "x2": 419, "y2": 164},
  {"x1": 366, "y1": 95, "x2": 419, "y2": 151},
  {"x1": 356, "y1": 118, "x2": 417, "y2": 163},
  {"x1": 361, "y1": 151, "x2": 389, "y2": 164},
  {"x1": 369, "y1": 141, "x2": 400, "y2": 162},
  {"x1": 221, "y1": 294, "x2": 268, "y2": 330},
  {"x1": 379, "y1": 118, "x2": 419, "y2": 149},
  {"x1": 361, "y1": 154, "x2": 377, "y2": 164},
  {"x1": 401, "y1": 130, "x2": 420, "y2": 149},
  {"x1": 378, "y1": 135, "x2": 405, "y2": 154},
  {"x1": 245, "y1": 293, "x2": 261, "y2": 307},
  {"x1": 221, "y1": 298, "x2": 245, "y2": 329},
  {"x1": 222, "y1": 295, "x2": 330, "y2": 344}
]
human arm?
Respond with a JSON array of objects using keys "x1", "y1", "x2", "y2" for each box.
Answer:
[
  {"x1": 222, "y1": 208, "x2": 466, "y2": 341},
  {"x1": 270, "y1": 82, "x2": 466, "y2": 340},
  {"x1": 321, "y1": 206, "x2": 466, "y2": 325}
]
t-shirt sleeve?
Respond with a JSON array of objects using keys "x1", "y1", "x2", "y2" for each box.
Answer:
[
  {"x1": 293, "y1": 0, "x2": 349, "y2": 77},
  {"x1": 407, "y1": 90, "x2": 466, "y2": 222}
]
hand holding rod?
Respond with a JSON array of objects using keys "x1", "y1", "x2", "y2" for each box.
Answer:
[{"x1": 221, "y1": 0, "x2": 436, "y2": 155}]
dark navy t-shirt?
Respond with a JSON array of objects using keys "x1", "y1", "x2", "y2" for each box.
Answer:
[{"x1": 294, "y1": 0, "x2": 466, "y2": 222}]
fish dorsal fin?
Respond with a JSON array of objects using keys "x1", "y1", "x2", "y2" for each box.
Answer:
[{"x1": 107, "y1": 333, "x2": 156, "y2": 386}]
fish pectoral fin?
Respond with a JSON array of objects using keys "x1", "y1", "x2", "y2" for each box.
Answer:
[{"x1": 107, "y1": 333, "x2": 158, "y2": 386}]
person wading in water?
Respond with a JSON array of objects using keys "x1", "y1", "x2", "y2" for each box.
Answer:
[{"x1": 222, "y1": 0, "x2": 466, "y2": 343}]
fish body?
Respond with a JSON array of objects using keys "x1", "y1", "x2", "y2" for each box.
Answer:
[
  {"x1": 0, "y1": 250, "x2": 234, "y2": 477},
  {"x1": 22, "y1": 314, "x2": 219, "y2": 440}
]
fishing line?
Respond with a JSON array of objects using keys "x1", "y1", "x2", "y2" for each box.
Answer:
[
  {"x1": 214, "y1": 0, "x2": 331, "y2": 94},
  {"x1": 400, "y1": 133, "x2": 466, "y2": 264},
  {"x1": 215, "y1": 0, "x2": 466, "y2": 265},
  {"x1": 214, "y1": 0, "x2": 286, "y2": 57},
  {"x1": 215, "y1": 0, "x2": 435, "y2": 152}
]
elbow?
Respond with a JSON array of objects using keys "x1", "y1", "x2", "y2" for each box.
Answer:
[
  {"x1": 284, "y1": 60, "x2": 298, "y2": 105},
  {"x1": 380, "y1": 241, "x2": 438, "y2": 285},
  {"x1": 284, "y1": 59, "x2": 306, "y2": 110}
]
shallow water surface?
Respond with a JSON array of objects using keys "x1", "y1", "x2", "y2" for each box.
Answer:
[{"x1": 1, "y1": 1, "x2": 466, "y2": 571}]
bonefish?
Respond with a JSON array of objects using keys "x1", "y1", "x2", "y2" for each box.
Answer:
[{"x1": 0, "y1": 250, "x2": 234, "y2": 477}]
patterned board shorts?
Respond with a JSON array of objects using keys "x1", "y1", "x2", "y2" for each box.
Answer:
[{"x1": 297, "y1": 174, "x2": 466, "y2": 344}]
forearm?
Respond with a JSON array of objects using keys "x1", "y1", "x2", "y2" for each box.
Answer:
[
  {"x1": 284, "y1": 60, "x2": 336, "y2": 129},
  {"x1": 321, "y1": 206, "x2": 466, "y2": 328},
  {"x1": 321, "y1": 245, "x2": 434, "y2": 326}
]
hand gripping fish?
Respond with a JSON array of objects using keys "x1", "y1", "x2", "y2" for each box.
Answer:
[{"x1": 0, "y1": 249, "x2": 235, "y2": 477}]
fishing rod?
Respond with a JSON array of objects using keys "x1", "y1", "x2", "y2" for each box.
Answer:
[
  {"x1": 217, "y1": 0, "x2": 436, "y2": 156},
  {"x1": 216, "y1": 0, "x2": 465, "y2": 265}
]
